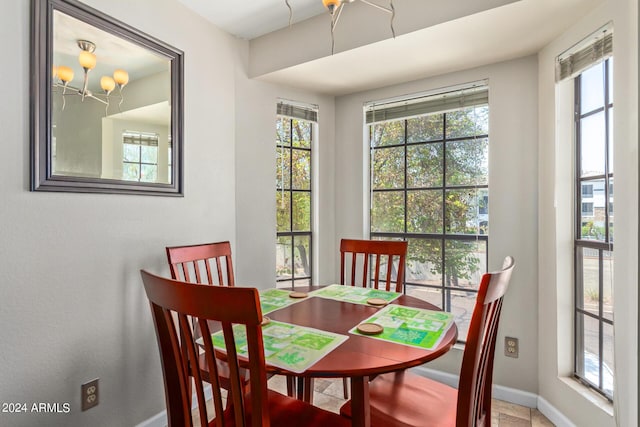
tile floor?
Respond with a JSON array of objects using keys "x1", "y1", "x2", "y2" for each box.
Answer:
[{"x1": 267, "y1": 375, "x2": 556, "y2": 427}]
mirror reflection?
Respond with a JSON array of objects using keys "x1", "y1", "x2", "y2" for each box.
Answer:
[{"x1": 51, "y1": 9, "x2": 172, "y2": 184}]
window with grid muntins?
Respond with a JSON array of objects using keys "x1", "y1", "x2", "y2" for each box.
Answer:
[
  {"x1": 276, "y1": 111, "x2": 314, "y2": 288},
  {"x1": 122, "y1": 131, "x2": 159, "y2": 182},
  {"x1": 368, "y1": 85, "x2": 489, "y2": 342},
  {"x1": 574, "y1": 58, "x2": 614, "y2": 400}
]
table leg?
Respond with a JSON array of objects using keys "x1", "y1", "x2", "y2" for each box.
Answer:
[{"x1": 350, "y1": 376, "x2": 370, "y2": 427}]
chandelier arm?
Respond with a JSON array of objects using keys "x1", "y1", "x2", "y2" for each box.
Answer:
[
  {"x1": 390, "y1": 0, "x2": 396, "y2": 38},
  {"x1": 333, "y1": 3, "x2": 345, "y2": 31},
  {"x1": 358, "y1": 0, "x2": 392, "y2": 14},
  {"x1": 81, "y1": 71, "x2": 90, "y2": 102},
  {"x1": 285, "y1": 0, "x2": 293, "y2": 27}
]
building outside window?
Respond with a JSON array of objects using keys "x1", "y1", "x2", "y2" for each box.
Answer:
[
  {"x1": 122, "y1": 131, "x2": 159, "y2": 182},
  {"x1": 367, "y1": 84, "x2": 489, "y2": 342},
  {"x1": 275, "y1": 101, "x2": 317, "y2": 288},
  {"x1": 574, "y1": 57, "x2": 614, "y2": 400}
]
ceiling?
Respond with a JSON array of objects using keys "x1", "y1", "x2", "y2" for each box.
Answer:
[{"x1": 179, "y1": 0, "x2": 605, "y2": 95}]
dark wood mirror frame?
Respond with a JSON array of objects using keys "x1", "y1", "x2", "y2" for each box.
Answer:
[{"x1": 31, "y1": 0, "x2": 184, "y2": 196}]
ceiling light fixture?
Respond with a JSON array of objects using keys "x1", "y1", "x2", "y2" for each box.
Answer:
[
  {"x1": 53, "y1": 40, "x2": 129, "y2": 113},
  {"x1": 285, "y1": 0, "x2": 396, "y2": 54}
]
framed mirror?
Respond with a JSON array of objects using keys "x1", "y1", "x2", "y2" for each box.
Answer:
[{"x1": 31, "y1": 0, "x2": 184, "y2": 195}]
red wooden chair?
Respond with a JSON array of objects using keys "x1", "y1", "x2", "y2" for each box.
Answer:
[
  {"x1": 334, "y1": 238, "x2": 408, "y2": 399},
  {"x1": 141, "y1": 270, "x2": 351, "y2": 427},
  {"x1": 166, "y1": 241, "x2": 235, "y2": 287},
  {"x1": 340, "y1": 256, "x2": 515, "y2": 427},
  {"x1": 166, "y1": 242, "x2": 295, "y2": 398},
  {"x1": 340, "y1": 239, "x2": 408, "y2": 293}
]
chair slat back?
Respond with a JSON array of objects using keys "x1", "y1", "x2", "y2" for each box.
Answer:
[
  {"x1": 456, "y1": 256, "x2": 515, "y2": 427},
  {"x1": 166, "y1": 242, "x2": 235, "y2": 287},
  {"x1": 340, "y1": 239, "x2": 408, "y2": 292},
  {"x1": 141, "y1": 270, "x2": 269, "y2": 427}
]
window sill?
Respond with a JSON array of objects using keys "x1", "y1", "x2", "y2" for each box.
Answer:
[{"x1": 559, "y1": 376, "x2": 614, "y2": 417}]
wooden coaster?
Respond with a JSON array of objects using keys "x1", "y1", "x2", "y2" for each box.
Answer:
[
  {"x1": 261, "y1": 316, "x2": 271, "y2": 326},
  {"x1": 357, "y1": 322, "x2": 384, "y2": 335},
  {"x1": 367, "y1": 298, "x2": 388, "y2": 306},
  {"x1": 289, "y1": 291, "x2": 308, "y2": 299}
]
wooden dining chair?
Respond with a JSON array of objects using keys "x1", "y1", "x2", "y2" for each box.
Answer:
[
  {"x1": 141, "y1": 270, "x2": 351, "y2": 427},
  {"x1": 166, "y1": 241, "x2": 295, "y2": 398},
  {"x1": 340, "y1": 239, "x2": 408, "y2": 293},
  {"x1": 166, "y1": 241, "x2": 235, "y2": 287},
  {"x1": 340, "y1": 256, "x2": 515, "y2": 427},
  {"x1": 332, "y1": 238, "x2": 409, "y2": 399}
]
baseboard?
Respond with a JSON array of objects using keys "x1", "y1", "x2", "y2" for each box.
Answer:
[
  {"x1": 411, "y1": 366, "x2": 573, "y2": 425},
  {"x1": 537, "y1": 396, "x2": 577, "y2": 427}
]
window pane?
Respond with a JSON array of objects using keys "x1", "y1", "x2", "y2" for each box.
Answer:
[
  {"x1": 446, "y1": 105, "x2": 488, "y2": 138},
  {"x1": 579, "y1": 178, "x2": 605, "y2": 240},
  {"x1": 371, "y1": 121, "x2": 404, "y2": 147},
  {"x1": 292, "y1": 119, "x2": 311, "y2": 148},
  {"x1": 276, "y1": 117, "x2": 291, "y2": 146},
  {"x1": 608, "y1": 107, "x2": 614, "y2": 173},
  {"x1": 372, "y1": 147, "x2": 404, "y2": 189},
  {"x1": 406, "y1": 238, "x2": 442, "y2": 287},
  {"x1": 444, "y1": 240, "x2": 485, "y2": 290},
  {"x1": 581, "y1": 64, "x2": 605, "y2": 114},
  {"x1": 292, "y1": 192, "x2": 310, "y2": 231},
  {"x1": 446, "y1": 289, "x2": 477, "y2": 342},
  {"x1": 123, "y1": 144, "x2": 140, "y2": 162},
  {"x1": 371, "y1": 191, "x2": 404, "y2": 233},
  {"x1": 407, "y1": 114, "x2": 443, "y2": 143},
  {"x1": 580, "y1": 112, "x2": 606, "y2": 177},
  {"x1": 276, "y1": 236, "x2": 293, "y2": 281},
  {"x1": 407, "y1": 190, "x2": 442, "y2": 233},
  {"x1": 577, "y1": 313, "x2": 601, "y2": 387},
  {"x1": 405, "y1": 284, "x2": 442, "y2": 309},
  {"x1": 276, "y1": 191, "x2": 290, "y2": 232},
  {"x1": 293, "y1": 235, "x2": 311, "y2": 279},
  {"x1": 140, "y1": 145, "x2": 157, "y2": 163},
  {"x1": 445, "y1": 189, "x2": 482, "y2": 234},
  {"x1": 407, "y1": 143, "x2": 443, "y2": 188},
  {"x1": 122, "y1": 163, "x2": 139, "y2": 181},
  {"x1": 578, "y1": 246, "x2": 599, "y2": 316},
  {"x1": 140, "y1": 164, "x2": 157, "y2": 182},
  {"x1": 603, "y1": 323, "x2": 614, "y2": 397},
  {"x1": 292, "y1": 149, "x2": 310, "y2": 190},
  {"x1": 446, "y1": 138, "x2": 488, "y2": 186},
  {"x1": 276, "y1": 147, "x2": 291, "y2": 189},
  {"x1": 603, "y1": 250, "x2": 613, "y2": 321}
]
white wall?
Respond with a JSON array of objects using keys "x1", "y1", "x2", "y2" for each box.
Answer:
[
  {"x1": 538, "y1": 1, "x2": 638, "y2": 426},
  {"x1": 334, "y1": 56, "x2": 540, "y2": 393},
  {"x1": 233, "y1": 41, "x2": 338, "y2": 289},
  {"x1": 0, "y1": 0, "x2": 238, "y2": 426}
]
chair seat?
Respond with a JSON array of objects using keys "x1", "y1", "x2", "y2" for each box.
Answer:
[
  {"x1": 340, "y1": 371, "x2": 458, "y2": 427},
  {"x1": 223, "y1": 389, "x2": 351, "y2": 427}
]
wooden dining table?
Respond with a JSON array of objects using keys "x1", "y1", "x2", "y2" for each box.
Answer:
[{"x1": 265, "y1": 285, "x2": 458, "y2": 427}]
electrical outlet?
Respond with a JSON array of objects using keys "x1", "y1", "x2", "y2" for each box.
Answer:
[
  {"x1": 505, "y1": 337, "x2": 519, "y2": 358},
  {"x1": 81, "y1": 379, "x2": 99, "y2": 411}
]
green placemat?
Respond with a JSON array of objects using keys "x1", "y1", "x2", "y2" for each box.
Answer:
[
  {"x1": 211, "y1": 320, "x2": 348, "y2": 374},
  {"x1": 349, "y1": 304, "x2": 454, "y2": 350},
  {"x1": 259, "y1": 288, "x2": 308, "y2": 314},
  {"x1": 310, "y1": 284, "x2": 401, "y2": 305}
]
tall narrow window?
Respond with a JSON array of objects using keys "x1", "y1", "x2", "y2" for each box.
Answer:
[
  {"x1": 122, "y1": 131, "x2": 159, "y2": 182},
  {"x1": 574, "y1": 58, "x2": 614, "y2": 400},
  {"x1": 368, "y1": 84, "x2": 489, "y2": 342},
  {"x1": 275, "y1": 101, "x2": 317, "y2": 288}
]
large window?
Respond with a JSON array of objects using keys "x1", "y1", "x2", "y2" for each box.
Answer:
[
  {"x1": 275, "y1": 102, "x2": 317, "y2": 288},
  {"x1": 368, "y1": 85, "x2": 489, "y2": 342},
  {"x1": 574, "y1": 58, "x2": 614, "y2": 400}
]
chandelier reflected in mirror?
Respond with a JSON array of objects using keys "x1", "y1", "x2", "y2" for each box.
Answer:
[
  {"x1": 285, "y1": 0, "x2": 396, "y2": 54},
  {"x1": 53, "y1": 39, "x2": 129, "y2": 113}
]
